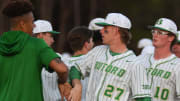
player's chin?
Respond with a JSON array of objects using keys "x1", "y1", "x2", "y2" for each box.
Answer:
[
  {"x1": 102, "y1": 40, "x2": 110, "y2": 45},
  {"x1": 102, "y1": 41, "x2": 106, "y2": 44},
  {"x1": 102, "y1": 42, "x2": 108, "y2": 45}
]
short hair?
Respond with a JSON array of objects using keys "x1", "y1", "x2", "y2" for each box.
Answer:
[
  {"x1": 2, "y1": 0, "x2": 33, "y2": 18},
  {"x1": 67, "y1": 26, "x2": 93, "y2": 52},
  {"x1": 118, "y1": 27, "x2": 132, "y2": 45}
]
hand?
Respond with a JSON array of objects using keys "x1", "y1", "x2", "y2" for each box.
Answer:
[
  {"x1": 59, "y1": 84, "x2": 65, "y2": 101},
  {"x1": 68, "y1": 84, "x2": 82, "y2": 101},
  {"x1": 63, "y1": 82, "x2": 72, "y2": 100}
]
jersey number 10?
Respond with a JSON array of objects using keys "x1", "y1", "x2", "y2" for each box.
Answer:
[{"x1": 154, "y1": 86, "x2": 169, "y2": 100}]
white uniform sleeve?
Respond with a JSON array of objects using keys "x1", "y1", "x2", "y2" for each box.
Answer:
[
  {"x1": 130, "y1": 62, "x2": 151, "y2": 98},
  {"x1": 175, "y1": 65, "x2": 180, "y2": 98},
  {"x1": 56, "y1": 53, "x2": 62, "y2": 58},
  {"x1": 75, "y1": 46, "x2": 103, "y2": 77}
]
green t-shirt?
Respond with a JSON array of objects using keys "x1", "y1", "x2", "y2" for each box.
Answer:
[{"x1": 0, "y1": 31, "x2": 59, "y2": 101}]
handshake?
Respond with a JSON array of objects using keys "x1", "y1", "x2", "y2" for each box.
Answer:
[{"x1": 59, "y1": 82, "x2": 82, "y2": 101}]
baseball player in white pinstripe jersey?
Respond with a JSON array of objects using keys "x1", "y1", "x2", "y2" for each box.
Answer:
[
  {"x1": 33, "y1": 20, "x2": 62, "y2": 101},
  {"x1": 70, "y1": 13, "x2": 151, "y2": 101},
  {"x1": 61, "y1": 19, "x2": 105, "y2": 101},
  {"x1": 137, "y1": 18, "x2": 180, "y2": 101},
  {"x1": 59, "y1": 26, "x2": 94, "y2": 101}
]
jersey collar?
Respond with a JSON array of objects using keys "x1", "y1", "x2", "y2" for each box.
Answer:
[
  {"x1": 150, "y1": 54, "x2": 176, "y2": 65},
  {"x1": 106, "y1": 47, "x2": 135, "y2": 60}
]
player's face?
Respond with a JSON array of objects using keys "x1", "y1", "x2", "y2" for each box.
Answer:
[
  {"x1": 22, "y1": 12, "x2": 35, "y2": 35},
  {"x1": 172, "y1": 43, "x2": 180, "y2": 58},
  {"x1": 152, "y1": 29, "x2": 171, "y2": 48},
  {"x1": 42, "y1": 32, "x2": 55, "y2": 47},
  {"x1": 100, "y1": 26, "x2": 116, "y2": 45}
]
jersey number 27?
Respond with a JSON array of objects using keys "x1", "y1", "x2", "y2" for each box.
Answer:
[{"x1": 104, "y1": 84, "x2": 124, "y2": 100}]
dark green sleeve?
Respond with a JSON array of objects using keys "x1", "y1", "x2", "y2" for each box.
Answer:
[
  {"x1": 135, "y1": 97, "x2": 151, "y2": 101},
  {"x1": 38, "y1": 39, "x2": 59, "y2": 68},
  {"x1": 69, "y1": 66, "x2": 82, "y2": 84}
]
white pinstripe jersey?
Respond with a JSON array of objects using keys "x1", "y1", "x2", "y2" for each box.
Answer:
[
  {"x1": 41, "y1": 53, "x2": 64, "y2": 101},
  {"x1": 137, "y1": 54, "x2": 180, "y2": 101},
  {"x1": 76, "y1": 45, "x2": 151, "y2": 101},
  {"x1": 62, "y1": 55, "x2": 89, "y2": 101},
  {"x1": 41, "y1": 68, "x2": 61, "y2": 101}
]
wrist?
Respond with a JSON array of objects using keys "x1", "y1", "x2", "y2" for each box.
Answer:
[{"x1": 58, "y1": 78, "x2": 66, "y2": 84}]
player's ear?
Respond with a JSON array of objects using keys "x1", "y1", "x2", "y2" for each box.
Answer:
[
  {"x1": 84, "y1": 41, "x2": 89, "y2": 49},
  {"x1": 114, "y1": 27, "x2": 120, "y2": 36},
  {"x1": 168, "y1": 35, "x2": 175, "y2": 42},
  {"x1": 19, "y1": 20, "x2": 26, "y2": 30}
]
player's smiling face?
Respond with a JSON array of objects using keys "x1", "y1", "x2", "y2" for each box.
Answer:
[{"x1": 100, "y1": 26, "x2": 117, "y2": 45}]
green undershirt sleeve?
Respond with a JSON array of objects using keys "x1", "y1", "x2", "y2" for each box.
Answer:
[
  {"x1": 69, "y1": 66, "x2": 82, "y2": 84},
  {"x1": 135, "y1": 97, "x2": 151, "y2": 101}
]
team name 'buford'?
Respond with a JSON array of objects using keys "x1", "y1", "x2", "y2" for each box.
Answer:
[
  {"x1": 95, "y1": 61, "x2": 126, "y2": 78},
  {"x1": 146, "y1": 68, "x2": 171, "y2": 79}
]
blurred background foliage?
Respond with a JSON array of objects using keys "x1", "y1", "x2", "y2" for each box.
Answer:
[{"x1": 0, "y1": 0, "x2": 180, "y2": 55}]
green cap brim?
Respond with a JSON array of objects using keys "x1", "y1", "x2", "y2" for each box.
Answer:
[
  {"x1": 95, "y1": 22, "x2": 113, "y2": 26},
  {"x1": 47, "y1": 31, "x2": 60, "y2": 34},
  {"x1": 148, "y1": 26, "x2": 170, "y2": 32}
]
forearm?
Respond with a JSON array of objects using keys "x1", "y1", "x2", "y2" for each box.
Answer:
[
  {"x1": 56, "y1": 63, "x2": 69, "y2": 84},
  {"x1": 57, "y1": 72, "x2": 68, "y2": 84},
  {"x1": 72, "y1": 79, "x2": 82, "y2": 90},
  {"x1": 68, "y1": 66, "x2": 82, "y2": 101},
  {"x1": 69, "y1": 79, "x2": 82, "y2": 101},
  {"x1": 50, "y1": 58, "x2": 69, "y2": 84}
]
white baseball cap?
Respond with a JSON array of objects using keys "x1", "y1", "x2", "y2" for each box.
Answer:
[
  {"x1": 138, "y1": 38, "x2": 153, "y2": 49},
  {"x1": 33, "y1": 20, "x2": 60, "y2": 34},
  {"x1": 149, "y1": 18, "x2": 177, "y2": 34},
  {"x1": 95, "y1": 13, "x2": 132, "y2": 29},
  {"x1": 88, "y1": 18, "x2": 105, "y2": 30}
]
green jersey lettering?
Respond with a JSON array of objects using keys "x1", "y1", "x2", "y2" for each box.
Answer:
[
  {"x1": 95, "y1": 62, "x2": 104, "y2": 70},
  {"x1": 151, "y1": 68, "x2": 158, "y2": 76},
  {"x1": 101, "y1": 64, "x2": 108, "y2": 71},
  {"x1": 110, "y1": 66, "x2": 119, "y2": 75},
  {"x1": 148, "y1": 68, "x2": 171, "y2": 79},
  {"x1": 163, "y1": 72, "x2": 171, "y2": 79},
  {"x1": 105, "y1": 64, "x2": 113, "y2": 73},
  {"x1": 117, "y1": 69, "x2": 126, "y2": 77},
  {"x1": 156, "y1": 69, "x2": 164, "y2": 77}
]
